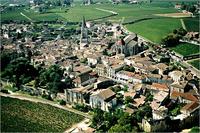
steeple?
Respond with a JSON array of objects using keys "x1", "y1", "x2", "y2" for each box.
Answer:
[
  {"x1": 80, "y1": 16, "x2": 89, "y2": 49},
  {"x1": 81, "y1": 16, "x2": 86, "y2": 29}
]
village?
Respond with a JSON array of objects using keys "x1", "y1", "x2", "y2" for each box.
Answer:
[
  {"x1": 1, "y1": 12, "x2": 200, "y2": 132},
  {"x1": 1, "y1": 0, "x2": 200, "y2": 132}
]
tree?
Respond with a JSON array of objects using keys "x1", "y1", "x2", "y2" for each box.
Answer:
[
  {"x1": 177, "y1": 28, "x2": 187, "y2": 36},
  {"x1": 123, "y1": 65, "x2": 129, "y2": 71},
  {"x1": 109, "y1": 124, "x2": 132, "y2": 132},
  {"x1": 129, "y1": 66, "x2": 135, "y2": 72},
  {"x1": 1, "y1": 57, "x2": 38, "y2": 88},
  {"x1": 161, "y1": 34, "x2": 180, "y2": 47},
  {"x1": 124, "y1": 96, "x2": 133, "y2": 104},
  {"x1": 38, "y1": 65, "x2": 65, "y2": 93},
  {"x1": 91, "y1": 108, "x2": 104, "y2": 128}
]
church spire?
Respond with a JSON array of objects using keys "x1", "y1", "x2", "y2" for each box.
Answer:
[{"x1": 82, "y1": 16, "x2": 86, "y2": 28}]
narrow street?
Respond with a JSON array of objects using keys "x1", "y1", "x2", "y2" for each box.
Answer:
[{"x1": 0, "y1": 92, "x2": 92, "y2": 119}]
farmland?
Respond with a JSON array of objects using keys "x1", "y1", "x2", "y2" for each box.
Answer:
[
  {"x1": 171, "y1": 42, "x2": 200, "y2": 56},
  {"x1": 126, "y1": 18, "x2": 182, "y2": 43},
  {"x1": 1, "y1": 5, "x2": 113, "y2": 22},
  {"x1": 188, "y1": 59, "x2": 200, "y2": 70},
  {"x1": 183, "y1": 18, "x2": 199, "y2": 32},
  {"x1": 92, "y1": 3, "x2": 179, "y2": 23},
  {"x1": 1, "y1": 96, "x2": 84, "y2": 132}
]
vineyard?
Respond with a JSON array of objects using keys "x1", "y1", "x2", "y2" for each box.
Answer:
[{"x1": 1, "y1": 96, "x2": 84, "y2": 132}]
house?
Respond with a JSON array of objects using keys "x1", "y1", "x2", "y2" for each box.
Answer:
[
  {"x1": 169, "y1": 70, "x2": 185, "y2": 82},
  {"x1": 90, "y1": 88, "x2": 117, "y2": 111},
  {"x1": 152, "y1": 106, "x2": 168, "y2": 120},
  {"x1": 153, "y1": 91, "x2": 169, "y2": 106},
  {"x1": 154, "y1": 63, "x2": 169, "y2": 75},
  {"x1": 124, "y1": 54, "x2": 156, "y2": 74},
  {"x1": 170, "y1": 91, "x2": 199, "y2": 104},
  {"x1": 149, "y1": 83, "x2": 169, "y2": 94},
  {"x1": 95, "y1": 56, "x2": 125, "y2": 79},
  {"x1": 145, "y1": 74, "x2": 172, "y2": 84},
  {"x1": 132, "y1": 95, "x2": 146, "y2": 108},
  {"x1": 180, "y1": 101, "x2": 200, "y2": 116},
  {"x1": 141, "y1": 119, "x2": 167, "y2": 132},
  {"x1": 87, "y1": 54, "x2": 101, "y2": 67},
  {"x1": 170, "y1": 81, "x2": 188, "y2": 93},
  {"x1": 71, "y1": 65, "x2": 94, "y2": 87},
  {"x1": 116, "y1": 70, "x2": 144, "y2": 84},
  {"x1": 124, "y1": 92, "x2": 136, "y2": 99},
  {"x1": 65, "y1": 85, "x2": 94, "y2": 104}
]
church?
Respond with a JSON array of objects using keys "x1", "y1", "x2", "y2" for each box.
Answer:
[{"x1": 111, "y1": 33, "x2": 144, "y2": 57}]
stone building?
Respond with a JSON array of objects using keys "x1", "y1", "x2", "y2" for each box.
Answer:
[{"x1": 111, "y1": 33, "x2": 144, "y2": 57}]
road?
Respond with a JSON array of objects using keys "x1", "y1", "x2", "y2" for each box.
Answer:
[{"x1": 0, "y1": 92, "x2": 92, "y2": 119}]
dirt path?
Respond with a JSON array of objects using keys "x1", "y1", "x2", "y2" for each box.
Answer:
[
  {"x1": 180, "y1": 19, "x2": 187, "y2": 30},
  {"x1": 20, "y1": 12, "x2": 33, "y2": 21},
  {"x1": 64, "y1": 118, "x2": 90, "y2": 133},
  {"x1": 0, "y1": 92, "x2": 92, "y2": 119},
  {"x1": 95, "y1": 8, "x2": 118, "y2": 15}
]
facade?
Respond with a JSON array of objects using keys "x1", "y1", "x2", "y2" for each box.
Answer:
[
  {"x1": 65, "y1": 85, "x2": 93, "y2": 104},
  {"x1": 90, "y1": 88, "x2": 117, "y2": 111},
  {"x1": 111, "y1": 34, "x2": 144, "y2": 57}
]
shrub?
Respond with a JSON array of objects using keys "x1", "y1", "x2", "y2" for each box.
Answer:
[
  {"x1": 73, "y1": 103, "x2": 91, "y2": 112},
  {"x1": 59, "y1": 100, "x2": 66, "y2": 105},
  {"x1": 42, "y1": 94, "x2": 52, "y2": 101},
  {"x1": 0, "y1": 89, "x2": 9, "y2": 94}
]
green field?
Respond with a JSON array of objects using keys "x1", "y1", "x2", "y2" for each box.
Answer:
[
  {"x1": 1, "y1": 5, "x2": 113, "y2": 22},
  {"x1": 2, "y1": 2, "x2": 197, "y2": 44},
  {"x1": 126, "y1": 18, "x2": 182, "y2": 43},
  {"x1": 184, "y1": 18, "x2": 200, "y2": 32},
  {"x1": 171, "y1": 42, "x2": 200, "y2": 56},
  {"x1": 92, "y1": 3, "x2": 178, "y2": 23},
  {"x1": 1, "y1": 2, "x2": 179, "y2": 23},
  {"x1": 1, "y1": 96, "x2": 84, "y2": 132},
  {"x1": 188, "y1": 59, "x2": 200, "y2": 70}
]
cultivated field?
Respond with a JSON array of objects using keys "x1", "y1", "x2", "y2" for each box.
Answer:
[
  {"x1": 154, "y1": 12, "x2": 192, "y2": 18},
  {"x1": 92, "y1": 3, "x2": 179, "y2": 23},
  {"x1": 188, "y1": 59, "x2": 200, "y2": 70},
  {"x1": 183, "y1": 18, "x2": 199, "y2": 32},
  {"x1": 171, "y1": 42, "x2": 200, "y2": 56},
  {"x1": 1, "y1": 5, "x2": 113, "y2": 22},
  {"x1": 126, "y1": 18, "x2": 182, "y2": 43},
  {"x1": 1, "y1": 96, "x2": 84, "y2": 132}
]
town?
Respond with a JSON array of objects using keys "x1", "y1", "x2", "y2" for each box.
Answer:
[{"x1": 0, "y1": 0, "x2": 200, "y2": 132}]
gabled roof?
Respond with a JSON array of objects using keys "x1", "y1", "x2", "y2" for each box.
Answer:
[
  {"x1": 151, "y1": 83, "x2": 169, "y2": 91},
  {"x1": 91, "y1": 88, "x2": 116, "y2": 101},
  {"x1": 181, "y1": 101, "x2": 200, "y2": 113},
  {"x1": 171, "y1": 91, "x2": 199, "y2": 102}
]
